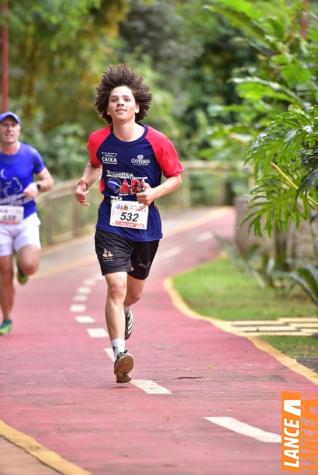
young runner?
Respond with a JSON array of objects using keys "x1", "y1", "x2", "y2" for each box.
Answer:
[
  {"x1": 75, "y1": 64, "x2": 183, "y2": 383},
  {"x1": 0, "y1": 111, "x2": 54, "y2": 335}
]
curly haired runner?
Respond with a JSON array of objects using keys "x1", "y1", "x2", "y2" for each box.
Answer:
[{"x1": 75, "y1": 64, "x2": 183, "y2": 383}]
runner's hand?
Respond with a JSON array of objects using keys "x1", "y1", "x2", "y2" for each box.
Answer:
[
  {"x1": 75, "y1": 177, "x2": 90, "y2": 207},
  {"x1": 136, "y1": 181, "x2": 156, "y2": 210},
  {"x1": 23, "y1": 182, "x2": 39, "y2": 199}
]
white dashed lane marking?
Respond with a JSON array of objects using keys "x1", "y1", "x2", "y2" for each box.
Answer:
[
  {"x1": 131, "y1": 379, "x2": 171, "y2": 395},
  {"x1": 75, "y1": 316, "x2": 95, "y2": 323},
  {"x1": 83, "y1": 278, "x2": 97, "y2": 286},
  {"x1": 160, "y1": 247, "x2": 182, "y2": 259},
  {"x1": 87, "y1": 328, "x2": 108, "y2": 338},
  {"x1": 77, "y1": 286, "x2": 91, "y2": 294},
  {"x1": 195, "y1": 231, "x2": 213, "y2": 242},
  {"x1": 70, "y1": 304, "x2": 86, "y2": 313},
  {"x1": 73, "y1": 295, "x2": 88, "y2": 302},
  {"x1": 205, "y1": 417, "x2": 281, "y2": 443},
  {"x1": 104, "y1": 348, "x2": 171, "y2": 394}
]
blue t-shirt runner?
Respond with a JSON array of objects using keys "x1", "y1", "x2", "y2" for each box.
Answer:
[{"x1": 0, "y1": 143, "x2": 45, "y2": 219}]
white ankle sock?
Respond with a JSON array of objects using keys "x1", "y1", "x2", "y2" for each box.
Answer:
[{"x1": 111, "y1": 338, "x2": 125, "y2": 358}]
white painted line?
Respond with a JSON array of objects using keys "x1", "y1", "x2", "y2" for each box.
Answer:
[
  {"x1": 104, "y1": 349, "x2": 170, "y2": 394},
  {"x1": 205, "y1": 417, "x2": 281, "y2": 443},
  {"x1": 302, "y1": 328, "x2": 318, "y2": 334},
  {"x1": 160, "y1": 247, "x2": 182, "y2": 259},
  {"x1": 75, "y1": 316, "x2": 95, "y2": 323},
  {"x1": 87, "y1": 328, "x2": 108, "y2": 338},
  {"x1": 70, "y1": 304, "x2": 86, "y2": 313},
  {"x1": 292, "y1": 323, "x2": 318, "y2": 328},
  {"x1": 131, "y1": 379, "x2": 171, "y2": 395},
  {"x1": 83, "y1": 278, "x2": 96, "y2": 286},
  {"x1": 104, "y1": 347, "x2": 114, "y2": 362},
  {"x1": 77, "y1": 286, "x2": 91, "y2": 294},
  {"x1": 73, "y1": 295, "x2": 88, "y2": 302},
  {"x1": 280, "y1": 317, "x2": 318, "y2": 322},
  {"x1": 195, "y1": 231, "x2": 213, "y2": 242}
]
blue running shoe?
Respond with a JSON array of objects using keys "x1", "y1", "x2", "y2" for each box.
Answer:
[{"x1": 0, "y1": 319, "x2": 12, "y2": 335}]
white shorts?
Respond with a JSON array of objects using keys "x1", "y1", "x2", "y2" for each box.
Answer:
[{"x1": 0, "y1": 213, "x2": 41, "y2": 256}]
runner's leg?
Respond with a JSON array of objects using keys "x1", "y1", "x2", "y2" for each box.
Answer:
[
  {"x1": 0, "y1": 255, "x2": 15, "y2": 320},
  {"x1": 124, "y1": 275, "x2": 146, "y2": 307},
  {"x1": 105, "y1": 271, "x2": 134, "y2": 382},
  {"x1": 105, "y1": 271, "x2": 127, "y2": 340},
  {"x1": 16, "y1": 245, "x2": 40, "y2": 276},
  {"x1": 15, "y1": 214, "x2": 41, "y2": 278}
]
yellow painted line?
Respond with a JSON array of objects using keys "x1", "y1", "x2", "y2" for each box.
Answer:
[
  {"x1": 165, "y1": 278, "x2": 318, "y2": 387},
  {"x1": 249, "y1": 337, "x2": 318, "y2": 386},
  {"x1": 0, "y1": 420, "x2": 92, "y2": 475}
]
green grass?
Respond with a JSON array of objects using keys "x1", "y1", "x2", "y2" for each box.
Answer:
[
  {"x1": 173, "y1": 258, "x2": 317, "y2": 321},
  {"x1": 173, "y1": 257, "x2": 318, "y2": 360},
  {"x1": 262, "y1": 336, "x2": 318, "y2": 358}
]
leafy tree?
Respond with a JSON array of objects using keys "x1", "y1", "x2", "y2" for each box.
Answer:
[
  {"x1": 4, "y1": 0, "x2": 131, "y2": 127},
  {"x1": 205, "y1": 0, "x2": 318, "y2": 233},
  {"x1": 118, "y1": 0, "x2": 258, "y2": 161},
  {"x1": 0, "y1": 0, "x2": 132, "y2": 177}
]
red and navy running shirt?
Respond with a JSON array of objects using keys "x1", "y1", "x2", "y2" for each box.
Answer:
[{"x1": 86, "y1": 124, "x2": 183, "y2": 241}]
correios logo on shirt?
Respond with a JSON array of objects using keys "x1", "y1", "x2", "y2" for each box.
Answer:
[
  {"x1": 131, "y1": 155, "x2": 150, "y2": 166},
  {"x1": 101, "y1": 152, "x2": 118, "y2": 165}
]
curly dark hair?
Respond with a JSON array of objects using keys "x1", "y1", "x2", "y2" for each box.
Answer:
[{"x1": 95, "y1": 64, "x2": 152, "y2": 123}]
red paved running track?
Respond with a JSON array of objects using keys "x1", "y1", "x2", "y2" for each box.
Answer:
[{"x1": 1, "y1": 207, "x2": 317, "y2": 475}]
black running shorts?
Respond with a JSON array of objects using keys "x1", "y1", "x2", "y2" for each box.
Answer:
[{"x1": 95, "y1": 229, "x2": 159, "y2": 280}]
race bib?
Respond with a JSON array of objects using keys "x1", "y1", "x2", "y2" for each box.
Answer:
[
  {"x1": 0, "y1": 206, "x2": 24, "y2": 224},
  {"x1": 110, "y1": 200, "x2": 148, "y2": 230}
]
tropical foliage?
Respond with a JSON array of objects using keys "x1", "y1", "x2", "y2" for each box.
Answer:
[
  {"x1": 203, "y1": 0, "x2": 318, "y2": 303},
  {"x1": 205, "y1": 0, "x2": 318, "y2": 234}
]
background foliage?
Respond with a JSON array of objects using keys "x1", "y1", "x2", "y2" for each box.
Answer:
[
  {"x1": 1, "y1": 0, "x2": 254, "y2": 178},
  {"x1": 2, "y1": 0, "x2": 318, "y2": 223}
]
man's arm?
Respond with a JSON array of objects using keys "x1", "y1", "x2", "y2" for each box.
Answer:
[
  {"x1": 36, "y1": 167, "x2": 54, "y2": 192},
  {"x1": 74, "y1": 161, "x2": 102, "y2": 207},
  {"x1": 23, "y1": 167, "x2": 54, "y2": 198}
]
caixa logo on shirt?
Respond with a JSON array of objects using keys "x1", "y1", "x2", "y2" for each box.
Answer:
[
  {"x1": 101, "y1": 152, "x2": 118, "y2": 164},
  {"x1": 131, "y1": 155, "x2": 150, "y2": 166}
]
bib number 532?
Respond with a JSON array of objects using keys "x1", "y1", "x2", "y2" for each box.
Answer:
[{"x1": 110, "y1": 200, "x2": 148, "y2": 230}]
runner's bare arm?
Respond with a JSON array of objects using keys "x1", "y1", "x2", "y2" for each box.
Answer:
[
  {"x1": 23, "y1": 167, "x2": 54, "y2": 198},
  {"x1": 136, "y1": 175, "x2": 182, "y2": 209},
  {"x1": 36, "y1": 167, "x2": 54, "y2": 192},
  {"x1": 74, "y1": 161, "x2": 102, "y2": 207}
]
